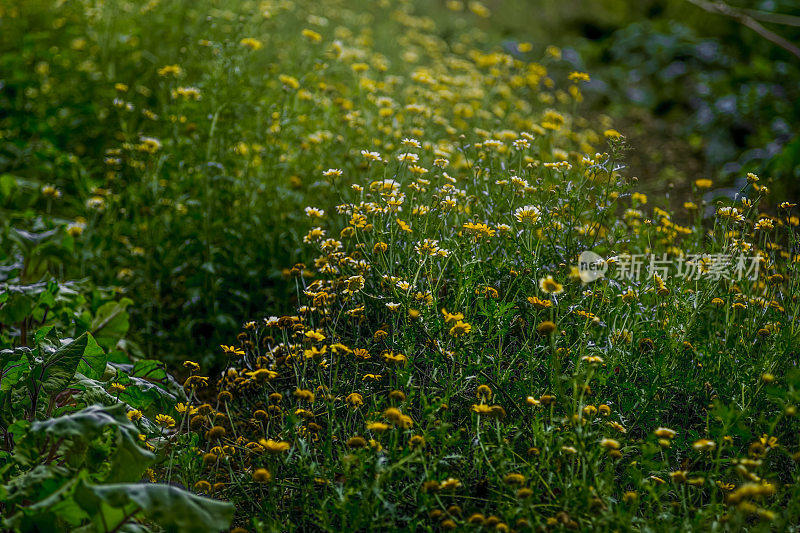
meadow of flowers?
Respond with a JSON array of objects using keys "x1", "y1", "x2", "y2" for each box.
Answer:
[{"x1": 1, "y1": 0, "x2": 799, "y2": 531}]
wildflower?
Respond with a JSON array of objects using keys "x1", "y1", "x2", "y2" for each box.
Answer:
[
  {"x1": 695, "y1": 179, "x2": 713, "y2": 189},
  {"x1": 109, "y1": 382, "x2": 126, "y2": 395},
  {"x1": 346, "y1": 393, "x2": 364, "y2": 408},
  {"x1": 527, "y1": 296, "x2": 552, "y2": 308},
  {"x1": 221, "y1": 345, "x2": 245, "y2": 356},
  {"x1": 476, "y1": 385, "x2": 493, "y2": 400},
  {"x1": 253, "y1": 468, "x2": 272, "y2": 483},
  {"x1": 539, "y1": 275, "x2": 564, "y2": 295},
  {"x1": 600, "y1": 438, "x2": 620, "y2": 450},
  {"x1": 278, "y1": 74, "x2": 299, "y2": 89},
  {"x1": 127, "y1": 410, "x2": 143, "y2": 422},
  {"x1": 397, "y1": 152, "x2": 419, "y2": 163},
  {"x1": 408, "y1": 435, "x2": 425, "y2": 448},
  {"x1": 240, "y1": 37, "x2": 263, "y2": 50},
  {"x1": 305, "y1": 206, "x2": 325, "y2": 218},
  {"x1": 301, "y1": 28, "x2": 322, "y2": 42},
  {"x1": 259, "y1": 439, "x2": 290, "y2": 454},
  {"x1": 568, "y1": 71, "x2": 590, "y2": 82},
  {"x1": 654, "y1": 427, "x2": 676, "y2": 439},
  {"x1": 157, "y1": 64, "x2": 183, "y2": 77},
  {"x1": 670, "y1": 470, "x2": 688, "y2": 483},
  {"x1": 439, "y1": 478, "x2": 462, "y2": 491},
  {"x1": 171, "y1": 86, "x2": 201, "y2": 100},
  {"x1": 293, "y1": 388, "x2": 315, "y2": 403},
  {"x1": 194, "y1": 480, "x2": 211, "y2": 493},
  {"x1": 503, "y1": 473, "x2": 525, "y2": 484},
  {"x1": 367, "y1": 422, "x2": 390, "y2": 433},
  {"x1": 536, "y1": 320, "x2": 557, "y2": 335},
  {"x1": 66, "y1": 222, "x2": 85, "y2": 237},
  {"x1": 155, "y1": 414, "x2": 175, "y2": 429},
  {"x1": 449, "y1": 320, "x2": 472, "y2": 337},
  {"x1": 693, "y1": 439, "x2": 716, "y2": 451},
  {"x1": 514, "y1": 205, "x2": 541, "y2": 224},
  {"x1": 441, "y1": 309, "x2": 464, "y2": 322},
  {"x1": 347, "y1": 436, "x2": 367, "y2": 448},
  {"x1": 206, "y1": 426, "x2": 226, "y2": 440},
  {"x1": 623, "y1": 491, "x2": 638, "y2": 503}
]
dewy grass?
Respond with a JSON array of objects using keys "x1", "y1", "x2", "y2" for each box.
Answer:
[{"x1": 1, "y1": 0, "x2": 799, "y2": 531}]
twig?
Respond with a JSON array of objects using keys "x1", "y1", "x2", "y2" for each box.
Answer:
[
  {"x1": 741, "y1": 8, "x2": 800, "y2": 28},
  {"x1": 686, "y1": 0, "x2": 800, "y2": 60}
]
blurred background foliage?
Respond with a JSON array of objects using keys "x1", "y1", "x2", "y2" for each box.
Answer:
[{"x1": 478, "y1": 0, "x2": 800, "y2": 204}]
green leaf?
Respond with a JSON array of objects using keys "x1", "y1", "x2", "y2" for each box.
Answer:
[
  {"x1": 91, "y1": 298, "x2": 133, "y2": 351},
  {"x1": 36, "y1": 333, "x2": 88, "y2": 395},
  {"x1": 75, "y1": 334, "x2": 106, "y2": 380},
  {"x1": 31, "y1": 404, "x2": 154, "y2": 482},
  {"x1": 0, "y1": 347, "x2": 30, "y2": 392},
  {"x1": 34, "y1": 325, "x2": 55, "y2": 345},
  {"x1": 0, "y1": 173, "x2": 18, "y2": 198},
  {"x1": 3, "y1": 475, "x2": 89, "y2": 532},
  {"x1": 73, "y1": 480, "x2": 234, "y2": 533}
]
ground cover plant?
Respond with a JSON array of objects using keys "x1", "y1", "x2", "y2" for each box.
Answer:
[{"x1": 1, "y1": 0, "x2": 799, "y2": 531}]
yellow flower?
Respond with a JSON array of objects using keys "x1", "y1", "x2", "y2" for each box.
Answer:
[
  {"x1": 252, "y1": 468, "x2": 272, "y2": 483},
  {"x1": 240, "y1": 37, "x2": 263, "y2": 50},
  {"x1": 654, "y1": 427, "x2": 676, "y2": 439},
  {"x1": 346, "y1": 393, "x2": 364, "y2": 408},
  {"x1": 527, "y1": 296, "x2": 552, "y2": 308},
  {"x1": 514, "y1": 205, "x2": 541, "y2": 224},
  {"x1": 536, "y1": 320, "x2": 557, "y2": 335},
  {"x1": 449, "y1": 320, "x2": 472, "y2": 337},
  {"x1": 600, "y1": 438, "x2": 620, "y2": 450},
  {"x1": 539, "y1": 276, "x2": 564, "y2": 295},
  {"x1": 293, "y1": 388, "x2": 315, "y2": 403},
  {"x1": 503, "y1": 473, "x2": 525, "y2": 484},
  {"x1": 441, "y1": 308, "x2": 464, "y2": 322},
  {"x1": 301, "y1": 29, "x2": 322, "y2": 43},
  {"x1": 259, "y1": 439, "x2": 291, "y2": 454},
  {"x1": 157, "y1": 64, "x2": 183, "y2": 77},
  {"x1": 692, "y1": 438, "x2": 716, "y2": 451},
  {"x1": 155, "y1": 414, "x2": 175, "y2": 429},
  {"x1": 367, "y1": 422, "x2": 390, "y2": 433},
  {"x1": 220, "y1": 345, "x2": 245, "y2": 356}
]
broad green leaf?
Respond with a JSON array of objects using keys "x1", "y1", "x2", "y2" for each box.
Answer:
[
  {"x1": 73, "y1": 480, "x2": 234, "y2": 533},
  {"x1": 0, "y1": 292, "x2": 35, "y2": 325},
  {"x1": 75, "y1": 334, "x2": 106, "y2": 380},
  {"x1": 0, "y1": 347, "x2": 30, "y2": 392},
  {"x1": 91, "y1": 298, "x2": 133, "y2": 350},
  {"x1": 0, "y1": 173, "x2": 18, "y2": 198},
  {"x1": 3, "y1": 475, "x2": 88, "y2": 531},
  {"x1": 111, "y1": 360, "x2": 187, "y2": 414},
  {"x1": 36, "y1": 333, "x2": 88, "y2": 395},
  {"x1": 34, "y1": 325, "x2": 55, "y2": 345},
  {"x1": 31, "y1": 404, "x2": 154, "y2": 482}
]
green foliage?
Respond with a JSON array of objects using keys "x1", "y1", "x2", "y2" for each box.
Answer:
[{"x1": 1, "y1": 0, "x2": 799, "y2": 531}]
